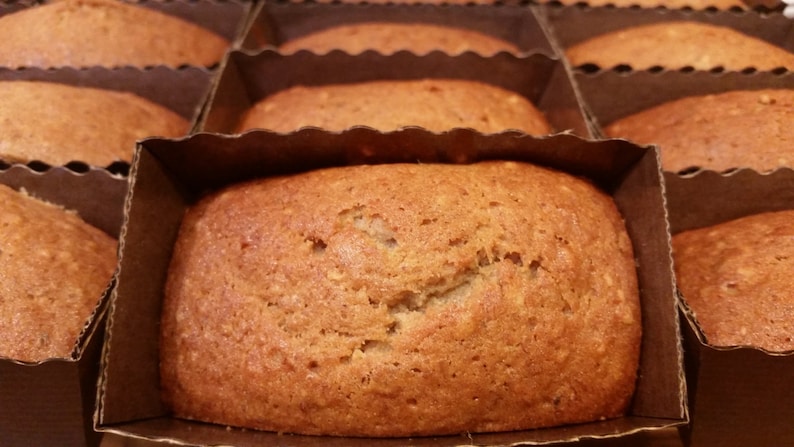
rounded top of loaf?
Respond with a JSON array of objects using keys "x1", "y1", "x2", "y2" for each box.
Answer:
[
  {"x1": 279, "y1": 22, "x2": 520, "y2": 56},
  {"x1": 160, "y1": 161, "x2": 642, "y2": 437},
  {"x1": 0, "y1": 0, "x2": 230, "y2": 68},
  {"x1": 0, "y1": 184, "x2": 117, "y2": 362},
  {"x1": 673, "y1": 209, "x2": 794, "y2": 352},
  {"x1": 604, "y1": 89, "x2": 794, "y2": 173},
  {"x1": 0, "y1": 80, "x2": 190, "y2": 167},
  {"x1": 236, "y1": 78, "x2": 553, "y2": 135},
  {"x1": 565, "y1": 21, "x2": 794, "y2": 71}
]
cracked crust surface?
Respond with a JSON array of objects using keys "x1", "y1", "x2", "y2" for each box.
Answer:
[
  {"x1": 160, "y1": 161, "x2": 641, "y2": 437},
  {"x1": 235, "y1": 78, "x2": 552, "y2": 135},
  {"x1": 279, "y1": 22, "x2": 520, "y2": 56},
  {"x1": 673, "y1": 210, "x2": 794, "y2": 352},
  {"x1": 0, "y1": 184, "x2": 117, "y2": 362},
  {"x1": 0, "y1": 0, "x2": 229, "y2": 68}
]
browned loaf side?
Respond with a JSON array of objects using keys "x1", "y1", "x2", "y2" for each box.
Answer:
[
  {"x1": 279, "y1": 22, "x2": 520, "y2": 56},
  {"x1": 0, "y1": 80, "x2": 190, "y2": 167},
  {"x1": 566, "y1": 22, "x2": 794, "y2": 70},
  {"x1": 541, "y1": 0, "x2": 745, "y2": 8},
  {"x1": 0, "y1": 184, "x2": 117, "y2": 363},
  {"x1": 673, "y1": 210, "x2": 794, "y2": 353},
  {"x1": 160, "y1": 161, "x2": 642, "y2": 437},
  {"x1": 236, "y1": 79, "x2": 553, "y2": 135},
  {"x1": 0, "y1": 0, "x2": 229, "y2": 68},
  {"x1": 604, "y1": 89, "x2": 794, "y2": 173}
]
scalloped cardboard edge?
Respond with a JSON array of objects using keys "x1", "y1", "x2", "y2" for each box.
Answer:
[
  {"x1": 240, "y1": 1, "x2": 556, "y2": 58},
  {"x1": 664, "y1": 168, "x2": 794, "y2": 447},
  {"x1": 95, "y1": 130, "x2": 686, "y2": 446},
  {"x1": 538, "y1": 5, "x2": 794, "y2": 72},
  {"x1": 0, "y1": 165, "x2": 128, "y2": 447},
  {"x1": 198, "y1": 49, "x2": 596, "y2": 138}
]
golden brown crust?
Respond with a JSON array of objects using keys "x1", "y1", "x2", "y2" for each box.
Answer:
[
  {"x1": 0, "y1": 81, "x2": 190, "y2": 167},
  {"x1": 604, "y1": 89, "x2": 794, "y2": 173},
  {"x1": 236, "y1": 79, "x2": 553, "y2": 135},
  {"x1": 280, "y1": 22, "x2": 520, "y2": 56},
  {"x1": 0, "y1": 0, "x2": 229, "y2": 68},
  {"x1": 566, "y1": 22, "x2": 794, "y2": 70},
  {"x1": 542, "y1": 0, "x2": 745, "y2": 8},
  {"x1": 0, "y1": 184, "x2": 117, "y2": 362},
  {"x1": 673, "y1": 210, "x2": 794, "y2": 352},
  {"x1": 161, "y1": 161, "x2": 642, "y2": 437}
]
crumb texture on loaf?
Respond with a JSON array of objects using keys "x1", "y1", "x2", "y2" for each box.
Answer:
[
  {"x1": 236, "y1": 79, "x2": 552, "y2": 135},
  {"x1": 0, "y1": 0, "x2": 229, "y2": 68},
  {"x1": 673, "y1": 210, "x2": 794, "y2": 352},
  {"x1": 161, "y1": 161, "x2": 641, "y2": 437},
  {"x1": 0, "y1": 184, "x2": 117, "y2": 362},
  {"x1": 605, "y1": 89, "x2": 794, "y2": 173},
  {"x1": 0, "y1": 81, "x2": 189, "y2": 167},
  {"x1": 279, "y1": 22, "x2": 520, "y2": 56},
  {"x1": 565, "y1": 22, "x2": 794, "y2": 70}
]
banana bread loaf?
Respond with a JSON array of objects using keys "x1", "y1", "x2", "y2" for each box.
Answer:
[
  {"x1": 0, "y1": 0, "x2": 229, "y2": 68},
  {"x1": 566, "y1": 22, "x2": 794, "y2": 70},
  {"x1": 160, "y1": 161, "x2": 642, "y2": 437},
  {"x1": 236, "y1": 79, "x2": 553, "y2": 135},
  {"x1": 604, "y1": 89, "x2": 794, "y2": 173},
  {"x1": 672, "y1": 209, "x2": 794, "y2": 352},
  {"x1": 279, "y1": 22, "x2": 520, "y2": 56},
  {"x1": 0, "y1": 80, "x2": 190, "y2": 167},
  {"x1": 0, "y1": 184, "x2": 117, "y2": 362}
]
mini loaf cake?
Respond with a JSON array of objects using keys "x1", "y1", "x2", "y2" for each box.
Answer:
[
  {"x1": 672, "y1": 209, "x2": 794, "y2": 352},
  {"x1": 160, "y1": 161, "x2": 642, "y2": 437},
  {"x1": 0, "y1": 184, "x2": 117, "y2": 363},
  {"x1": 545, "y1": 0, "x2": 745, "y2": 9},
  {"x1": 279, "y1": 22, "x2": 520, "y2": 56},
  {"x1": 0, "y1": 80, "x2": 190, "y2": 167},
  {"x1": 236, "y1": 79, "x2": 553, "y2": 135},
  {"x1": 0, "y1": 0, "x2": 229, "y2": 68},
  {"x1": 565, "y1": 22, "x2": 794, "y2": 70},
  {"x1": 604, "y1": 89, "x2": 794, "y2": 173}
]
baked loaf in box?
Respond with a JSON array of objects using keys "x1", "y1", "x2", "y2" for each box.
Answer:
[
  {"x1": 0, "y1": 184, "x2": 117, "y2": 363},
  {"x1": 236, "y1": 79, "x2": 553, "y2": 135},
  {"x1": 545, "y1": 0, "x2": 745, "y2": 8},
  {"x1": 566, "y1": 22, "x2": 794, "y2": 70},
  {"x1": 160, "y1": 161, "x2": 642, "y2": 437},
  {"x1": 0, "y1": 0, "x2": 229, "y2": 68},
  {"x1": 604, "y1": 89, "x2": 794, "y2": 173},
  {"x1": 279, "y1": 22, "x2": 520, "y2": 56},
  {"x1": 0, "y1": 80, "x2": 190, "y2": 167},
  {"x1": 673, "y1": 210, "x2": 794, "y2": 352}
]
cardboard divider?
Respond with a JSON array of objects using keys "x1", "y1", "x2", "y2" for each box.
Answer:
[
  {"x1": 96, "y1": 130, "x2": 685, "y2": 446},
  {"x1": 199, "y1": 49, "x2": 594, "y2": 137},
  {"x1": 0, "y1": 165, "x2": 128, "y2": 447},
  {"x1": 664, "y1": 168, "x2": 794, "y2": 447},
  {"x1": 539, "y1": 5, "x2": 794, "y2": 69},
  {"x1": 241, "y1": 1, "x2": 556, "y2": 57}
]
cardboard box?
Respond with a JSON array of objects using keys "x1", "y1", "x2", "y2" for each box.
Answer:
[
  {"x1": 538, "y1": 5, "x2": 794, "y2": 70},
  {"x1": 198, "y1": 49, "x2": 595, "y2": 137},
  {"x1": 0, "y1": 165, "x2": 128, "y2": 447},
  {"x1": 241, "y1": 1, "x2": 556, "y2": 57},
  {"x1": 664, "y1": 168, "x2": 794, "y2": 446},
  {"x1": 96, "y1": 130, "x2": 686, "y2": 446},
  {"x1": 0, "y1": 65, "x2": 216, "y2": 171}
]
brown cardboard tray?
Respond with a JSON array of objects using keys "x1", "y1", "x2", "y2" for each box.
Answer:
[
  {"x1": 95, "y1": 129, "x2": 686, "y2": 446},
  {"x1": 0, "y1": 165, "x2": 128, "y2": 447},
  {"x1": 664, "y1": 168, "x2": 794, "y2": 447}
]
